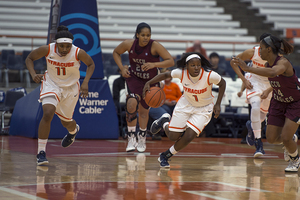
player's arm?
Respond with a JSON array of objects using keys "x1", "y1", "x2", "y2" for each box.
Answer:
[
  {"x1": 230, "y1": 49, "x2": 254, "y2": 88},
  {"x1": 113, "y1": 39, "x2": 133, "y2": 78},
  {"x1": 214, "y1": 77, "x2": 226, "y2": 118},
  {"x1": 26, "y1": 45, "x2": 49, "y2": 83},
  {"x1": 232, "y1": 57, "x2": 287, "y2": 78},
  {"x1": 142, "y1": 41, "x2": 174, "y2": 71},
  {"x1": 142, "y1": 71, "x2": 172, "y2": 99},
  {"x1": 78, "y1": 49, "x2": 95, "y2": 98}
]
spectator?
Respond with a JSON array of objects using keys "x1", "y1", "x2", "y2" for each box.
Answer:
[
  {"x1": 161, "y1": 68, "x2": 182, "y2": 115},
  {"x1": 112, "y1": 67, "x2": 127, "y2": 137},
  {"x1": 186, "y1": 40, "x2": 208, "y2": 59},
  {"x1": 209, "y1": 52, "x2": 229, "y2": 77}
]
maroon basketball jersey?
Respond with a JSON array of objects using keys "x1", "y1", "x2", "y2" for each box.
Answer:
[
  {"x1": 267, "y1": 56, "x2": 300, "y2": 103},
  {"x1": 128, "y1": 39, "x2": 160, "y2": 81}
]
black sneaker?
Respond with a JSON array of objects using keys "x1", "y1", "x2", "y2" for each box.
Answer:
[
  {"x1": 61, "y1": 124, "x2": 80, "y2": 148},
  {"x1": 150, "y1": 113, "x2": 171, "y2": 135},
  {"x1": 158, "y1": 153, "x2": 170, "y2": 168},
  {"x1": 254, "y1": 138, "x2": 265, "y2": 158},
  {"x1": 37, "y1": 151, "x2": 49, "y2": 166}
]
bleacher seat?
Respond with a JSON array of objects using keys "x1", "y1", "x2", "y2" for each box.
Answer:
[{"x1": 6, "y1": 54, "x2": 31, "y2": 88}]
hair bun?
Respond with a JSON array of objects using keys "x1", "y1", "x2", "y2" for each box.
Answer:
[{"x1": 57, "y1": 25, "x2": 68, "y2": 32}]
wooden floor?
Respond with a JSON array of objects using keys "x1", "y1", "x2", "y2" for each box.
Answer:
[{"x1": 0, "y1": 135, "x2": 299, "y2": 200}]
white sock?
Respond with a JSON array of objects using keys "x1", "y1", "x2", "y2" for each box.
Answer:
[
  {"x1": 128, "y1": 126, "x2": 136, "y2": 133},
  {"x1": 163, "y1": 122, "x2": 169, "y2": 130},
  {"x1": 38, "y1": 139, "x2": 47, "y2": 154},
  {"x1": 253, "y1": 130, "x2": 261, "y2": 139},
  {"x1": 170, "y1": 145, "x2": 178, "y2": 155},
  {"x1": 289, "y1": 149, "x2": 298, "y2": 158}
]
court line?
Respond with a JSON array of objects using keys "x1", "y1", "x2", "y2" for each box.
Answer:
[
  {"x1": 0, "y1": 187, "x2": 46, "y2": 200},
  {"x1": 182, "y1": 191, "x2": 231, "y2": 200}
]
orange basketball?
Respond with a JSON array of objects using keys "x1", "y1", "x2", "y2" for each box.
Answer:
[{"x1": 144, "y1": 86, "x2": 166, "y2": 108}]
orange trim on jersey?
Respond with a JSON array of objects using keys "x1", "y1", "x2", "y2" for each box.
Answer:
[
  {"x1": 246, "y1": 91, "x2": 256, "y2": 98},
  {"x1": 258, "y1": 47, "x2": 261, "y2": 57},
  {"x1": 260, "y1": 107, "x2": 268, "y2": 113},
  {"x1": 207, "y1": 70, "x2": 212, "y2": 85},
  {"x1": 180, "y1": 69, "x2": 184, "y2": 83},
  {"x1": 75, "y1": 48, "x2": 80, "y2": 61},
  {"x1": 199, "y1": 68, "x2": 204, "y2": 81},
  {"x1": 40, "y1": 92, "x2": 60, "y2": 102},
  {"x1": 169, "y1": 126, "x2": 186, "y2": 130},
  {"x1": 45, "y1": 44, "x2": 51, "y2": 57},
  {"x1": 187, "y1": 121, "x2": 201, "y2": 133},
  {"x1": 250, "y1": 46, "x2": 256, "y2": 60},
  {"x1": 55, "y1": 112, "x2": 72, "y2": 121},
  {"x1": 54, "y1": 43, "x2": 57, "y2": 53}
]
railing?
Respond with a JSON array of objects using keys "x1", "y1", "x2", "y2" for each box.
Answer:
[{"x1": 0, "y1": 35, "x2": 259, "y2": 56}]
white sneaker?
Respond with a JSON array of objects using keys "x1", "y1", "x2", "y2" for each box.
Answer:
[
  {"x1": 283, "y1": 134, "x2": 298, "y2": 162},
  {"x1": 285, "y1": 158, "x2": 300, "y2": 172},
  {"x1": 126, "y1": 133, "x2": 137, "y2": 152},
  {"x1": 137, "y1": 134, "x2": 146, "y2": 152}
]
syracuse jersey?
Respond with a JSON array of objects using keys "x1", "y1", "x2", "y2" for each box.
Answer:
[
  {"x1": 178, "y1": 68, "x2": 221, "y2": 107},
  {"x1": 45, "y1": 43, "x2": 81, "y2": 87}
]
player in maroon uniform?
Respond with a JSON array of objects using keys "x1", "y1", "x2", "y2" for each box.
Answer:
[
  {"x1": 231, "y1": 33, "x2": 300, "y2": 172},
  {"x1": 113, "y1": 22, "x2": 174, "y2": 153}
]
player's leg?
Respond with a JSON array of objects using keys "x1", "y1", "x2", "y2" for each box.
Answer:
[
  {"x1": 125, "y1": 94, "x2": 139, "y2": 152},
  {"x1": 37, "y1": 97, "x2": 57, "y2": 165},
  {"x1": 282, "y1": 119, "x2": 300, "y2": 172},
  {"x1": 58, "y1": 84, "x2": 80, "y2": 148},
  {"x1": 136, "y1": 104, "x2": 150, "y2": 152}
]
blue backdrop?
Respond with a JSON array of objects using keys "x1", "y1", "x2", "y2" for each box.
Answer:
[{"x1": 9, "y1": 79, "x2": 119, "y2": 139}]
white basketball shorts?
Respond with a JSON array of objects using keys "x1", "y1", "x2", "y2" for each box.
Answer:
[
  {"x1": 169, "y1": 96, "x2": 213, "y2": 136},
  {"x1": 40, "y1": 73, "x2": 80, "y2": 121}
]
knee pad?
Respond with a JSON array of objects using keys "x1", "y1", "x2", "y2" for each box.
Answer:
[{"x1": 125, "y1": 93, "x2": 139, "y2": 122}]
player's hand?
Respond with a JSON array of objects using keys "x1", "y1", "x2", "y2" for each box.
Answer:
[
  {"x1": 121, "y1": 66, "x2": 130, "y2": 78},
  {"x1": 142, "y1": 82, "x2": 151, "y2": 99},
  {"x1": 80, "y1": 82, "x2": 89, "y2": 98},
  {"x1": 244, "y1": 80, "x2": 253, "y2": 90},
  {"x1": 213, "y1": 104, "x2": 221, "y2": 118},
  {"x1": 141, "y1": 62, "x2": 155, "y2": 71},
  {"x1": 32, "y1": 74, "x2": 44, "y2": 83},
  {"x1": 237, "y1": 91, "x2": 243, "y2": 97},
  {"x1": 231, "y1": 57, "x2": 249, "y2": 71}
]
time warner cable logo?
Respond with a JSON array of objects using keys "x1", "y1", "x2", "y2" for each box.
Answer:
[{"x1": 78, "y1": 92, "x2": 107, "y2": 114}]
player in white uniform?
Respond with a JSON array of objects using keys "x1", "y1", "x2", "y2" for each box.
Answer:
[
  {"x1": 26, "y1": 25, "x2": 95, "y2": 165},
  {"x1": 230, "y1": 33, "x2": 273, "y2": 157},
  {"x1": 143, "y1": 52, "x2": 226, "y2": 167}
]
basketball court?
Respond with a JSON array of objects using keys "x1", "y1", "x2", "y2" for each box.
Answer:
[{"x1": 0, "y1": 135, "x2": 299, "y2": 200}]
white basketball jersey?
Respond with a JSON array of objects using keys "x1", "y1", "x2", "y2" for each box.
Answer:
[
  {"x1": 45, "y1": 43, "x2": 81, "y2": 87},
  {"x1": 250, "y1": 46, "x2": 268, "y2": 83},
  {"x1": 180, "y1": 69, "x2": 216, "y2": 107}
]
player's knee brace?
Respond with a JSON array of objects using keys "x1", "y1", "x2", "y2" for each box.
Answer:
[{"x1": 125, "y1": 94, "x2": 139, "y2": 122}]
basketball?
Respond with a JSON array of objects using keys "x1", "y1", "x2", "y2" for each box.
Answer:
[{"x1": 144, "y1": 86, "x2": 166, "y2": 108}]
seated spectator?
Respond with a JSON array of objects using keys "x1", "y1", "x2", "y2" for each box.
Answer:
[
  {"x1": 186, "y1": 40, "x2": 208, "y2": 59},
  {"x1": 209, "y1": 52, "x2": 229, "y2": 77},
  {"x1": 112, "y1": 67, "x2": 127, "y2": 137},
  {"x1": 161, "y1": 68, "x2": 182, "y2": 115}
]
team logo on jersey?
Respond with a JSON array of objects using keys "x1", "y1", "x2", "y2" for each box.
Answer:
[{"x1": 145, "y1": 53, "x2": 148, "y2": 56}]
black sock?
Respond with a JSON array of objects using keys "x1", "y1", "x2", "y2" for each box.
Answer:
[
  {"x1": 289, "y1": 154, "x2": 299, "y2": 161},
  {"x1": 163, "y1": 149, "x2": 173, "y2": 158},
  {"x1": 139, "y1": 130, "x2": 146, "y2": 137}
]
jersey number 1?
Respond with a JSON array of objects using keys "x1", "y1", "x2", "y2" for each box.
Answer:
[
  {"x1": 192, "y1": 95, "x2": 199, "y2": 102},
  {"x1": 56, "y1": 67, "x2": 66, "y2": 75}
]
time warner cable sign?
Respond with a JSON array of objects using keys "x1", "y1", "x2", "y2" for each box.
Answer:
[{"x1": 78, "y1": 91, "x2": 107, "y2": 114}]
